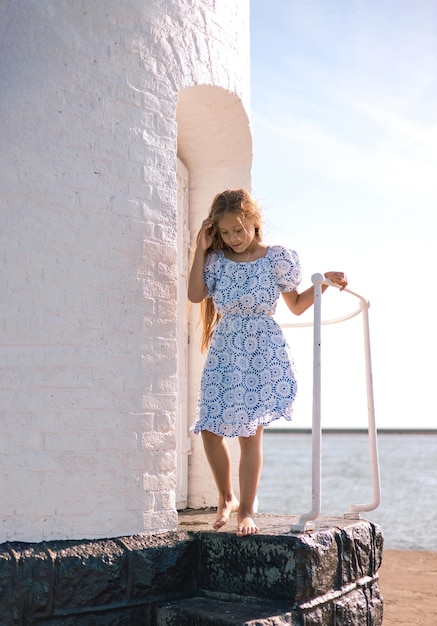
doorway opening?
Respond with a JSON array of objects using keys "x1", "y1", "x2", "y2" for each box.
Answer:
[{"x1": 176, "y1": 158, "x2": 191, "y2": 509}]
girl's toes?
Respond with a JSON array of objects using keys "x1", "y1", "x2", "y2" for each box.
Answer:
[{"x1": 236, "y1": 516, "x2": 259, "y2": 537}]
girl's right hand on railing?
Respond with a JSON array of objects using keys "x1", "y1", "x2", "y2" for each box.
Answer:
[{"x1": 323, "y1": 271, "x2": 348, "y2": 291}]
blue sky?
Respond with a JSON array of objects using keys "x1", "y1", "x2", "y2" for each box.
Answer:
[{"x1": 250, "y1": 0, "x2": 437, "y2": 429}]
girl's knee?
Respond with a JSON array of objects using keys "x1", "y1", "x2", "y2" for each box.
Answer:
[
  {"x1": 201, "y1": 429, "x2": 222, "y2": 444},
  {"x1": 239, "y1": 427, "x2": 263, "y2": 447}
]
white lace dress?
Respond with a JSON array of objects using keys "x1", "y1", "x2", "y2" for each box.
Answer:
[{"x1": 191, "y1": 245, "x2": 302, "y2": 437}]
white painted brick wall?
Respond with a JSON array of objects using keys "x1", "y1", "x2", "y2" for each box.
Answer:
[{"x1": 0, "y1": 0, "x2": 250, "y2": 542}]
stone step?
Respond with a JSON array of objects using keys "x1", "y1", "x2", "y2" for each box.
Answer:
[
  {"x1": 155, "y1": 595, "x2": 296, "y2": 626},
  {"x1": 187, "y1": 513, "x2": 380, "y2": 607},
  {"x1": 177, "y1": 512, "x2": 384, "y2": 625}
]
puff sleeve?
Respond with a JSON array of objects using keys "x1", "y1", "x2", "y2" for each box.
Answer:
[{"x1": 273, "y1": 246, "x2": 302, "y2": 292}]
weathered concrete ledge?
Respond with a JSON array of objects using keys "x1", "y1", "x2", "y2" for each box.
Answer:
[
  {"x1": 177, "y1": 511, "x2": 384, "y2": 625},
  {"x1": 0, "y1": 530, "x2": 197, "y2": 625},
  {"x1": 0, "y1": 513, "x2": 383, "y2": 625}
]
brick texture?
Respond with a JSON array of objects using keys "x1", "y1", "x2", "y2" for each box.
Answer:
[{"x1": 0, "y1": 0, "x2": 251, "y2": 541}]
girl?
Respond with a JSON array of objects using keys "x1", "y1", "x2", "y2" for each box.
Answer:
[{"x1": 188, "y1": 189, "x2": 347, "y2": 537}]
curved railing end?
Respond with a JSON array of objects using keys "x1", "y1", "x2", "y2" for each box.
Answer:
[{"x1": 290, "y1": 516, "x2": 316, "y2": 533}]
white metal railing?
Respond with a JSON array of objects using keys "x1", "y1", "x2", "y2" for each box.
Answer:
[{"x1": 280, "y1": 274, "x2": 381, "y2": 533}]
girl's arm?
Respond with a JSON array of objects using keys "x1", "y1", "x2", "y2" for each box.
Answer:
[
  {"x1": 281, "y1": 271, "x2": 347, "y2": 316},
  {"x1": 187, "y1": 218, "x2": 216, "y2": 303},
  {"x1": 188, "y1": 247, "x2": 208, "y2": 303}
]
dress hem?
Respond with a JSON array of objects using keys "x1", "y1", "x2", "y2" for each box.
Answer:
[{"x1": 190, "y1": 413, "x2": 293, "y2": 438}]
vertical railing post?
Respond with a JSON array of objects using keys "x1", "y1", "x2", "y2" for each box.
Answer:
[
  {"x1": 291, "y1": 273, "x2": 324, "y2": 533},
  {"x1": 345, "y1": 304, "x2": 381, "y2": 517}
]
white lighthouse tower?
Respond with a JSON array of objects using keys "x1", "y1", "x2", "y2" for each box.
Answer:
[{"x1": 0, "y1": 0, "x2": 252, "y2": 543}]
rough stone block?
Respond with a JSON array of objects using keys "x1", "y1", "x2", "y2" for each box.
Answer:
[
  {"x1": 53, "y1": 539, "x2": 128, "y2": 610},
  {"x1": 35, "y1": 605, "x2": 153, "y2": 626},
  {"x1": 118, "y1": 532, "x2": 197, "y2": 600},
  {"x1": 155, "y1": 596, "x2": 295, "y2": 626},
  {"x1": 0, "y1": 543, "x2": 53, "y2": 623},
  {"x1": 333, "y1": 585, "x2": 383, "y2": 626},
  {"x1": 196, "y1": 527, "x2": 375, "y2": 606},
  {"x1": 198, "y1": 532, "x2": 301, "y2": 604},
  {"x1": 336, "y1": 520, "x2": 383, "y2": 586}
]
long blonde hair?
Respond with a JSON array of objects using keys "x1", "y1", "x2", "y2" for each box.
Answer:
[{"x1": 197, "y1": 189, "x2": 263, "y2": 352}]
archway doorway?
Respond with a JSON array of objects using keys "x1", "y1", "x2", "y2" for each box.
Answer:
[{"x1": 176, "y1": 84, "x2": 252, "y2": 508}]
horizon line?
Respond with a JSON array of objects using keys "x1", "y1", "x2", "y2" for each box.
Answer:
[{"x1": 265, "y1": 428, "x2": 437, "y2": 435}]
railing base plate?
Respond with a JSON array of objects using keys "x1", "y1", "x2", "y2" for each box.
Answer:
[
  {"x1": 344, "y1": 512, "x2": 361, "y2": 520},
  {"x1": 290, "y1": 520, "x2": 315, "y2": 533}
]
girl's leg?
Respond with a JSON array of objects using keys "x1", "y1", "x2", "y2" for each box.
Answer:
[
  {"x1": 237, "y1": 426, "x2": 264, "y2": 537},
  {"x1": 201, "y1": 430, "x2": 239, "y2": 530}
]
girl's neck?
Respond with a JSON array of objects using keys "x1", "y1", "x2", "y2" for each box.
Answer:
[{"x1": 224, "y1": 243, "x2": 268, "y2": 262}]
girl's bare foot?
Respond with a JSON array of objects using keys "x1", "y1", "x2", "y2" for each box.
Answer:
[
  {"x1": 213, "y1": 497, "x2": 239, "y2": 530},
  {"x1": 236, "y1": 512, "x2": 259, "y2": 537}
]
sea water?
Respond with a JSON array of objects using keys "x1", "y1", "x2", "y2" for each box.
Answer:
[{"x1": 258, "y1": 431, "x2": 437, "y2": 551}]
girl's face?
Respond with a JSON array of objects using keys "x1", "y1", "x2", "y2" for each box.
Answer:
[{"x1": 216, "y1": 212, "x2": 258, "y2": 254}]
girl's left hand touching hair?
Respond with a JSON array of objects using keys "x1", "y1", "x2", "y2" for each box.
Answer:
[{"x1": 324, "y1": 271, "x2": 348, "y2": 291}]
